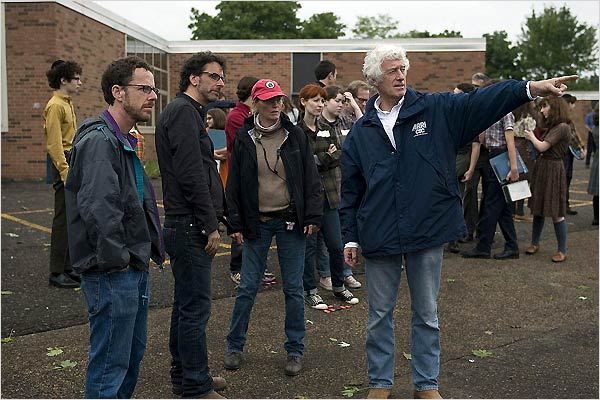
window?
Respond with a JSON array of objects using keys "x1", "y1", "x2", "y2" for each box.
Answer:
[
  {"x1": 291, "y1": 53, "x2": 321, "y2": 96},
  {"x1": 126, "y1": 36, "x2": 169, "y2": 129}
]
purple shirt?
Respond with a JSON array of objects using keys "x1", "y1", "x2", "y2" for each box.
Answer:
[{"x1": 102, "y1": 109, "x2": 138, "y2": 150}]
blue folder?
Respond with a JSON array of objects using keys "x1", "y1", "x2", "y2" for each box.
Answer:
[
  {"x1": 489, "y1": 150, "x2": 528, "y2": 184},
  {"x1": 208, "y1": 129, "x2": 226, "y2": 150}
]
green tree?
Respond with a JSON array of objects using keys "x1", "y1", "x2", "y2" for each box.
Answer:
[
  {"x1": 483, "y1": 31, "x2": 523, "y2": 79},
  {"x1": 189, "y1": 1, "x2": 302, "y2": 39},
  {"x1": 395, "y1": 29, "x2": 462, "y2": 38},
  {"x1": 518, "y1": 5, "x2": 598, "y2": 79},
  {"x1": 301, "y1": 12, "x2": 346, "y2": 39},
  {"x1": 351, "y1": 14, "x2": 399, "y2": 39}
]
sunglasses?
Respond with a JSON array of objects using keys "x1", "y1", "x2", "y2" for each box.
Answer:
[{"x1": 123, "y1": 84, "x2": 160, "y2": 96}]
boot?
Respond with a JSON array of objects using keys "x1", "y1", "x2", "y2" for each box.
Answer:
[
  {"x1": 413, "y1": 389, "x2": 442, "y2": 399},
  {"x1": 367, "y1": 388, "x2": 391, "y2": 399}
]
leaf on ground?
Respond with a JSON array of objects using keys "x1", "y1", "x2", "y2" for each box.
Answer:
[
  {"x1": 46, "y1": 347, "x2": 64, "y2": 357},
  {"x1": 468, "y1": 359, "x2": 475, "y2": 363},
  {"x1": 329, "y1": 337, "x2": 338, "y2": 342},
  {"x1": 6, "y1": 233, "x2": 19, "y2": 238},
  {"x1": 1, "y1": 291, "x2": 14, "y2": 295},
  {"x1": 306, "y1": 319, "x2": 313, "y2": 325},
  {"x1": 472, "y1": 349, "x2": 492, "y2": 358},
  {"x1": 338, "y1": 341, "x2": 350, "y2": 347},
  {"x1": 73, "y1": 287, "x2": 81, "y2": 292},
  {"x1": 341, "y1": 386, "x2": 361, "y2": 397},
  {"x1": 269, "y1": 350, "x2": 278, "y2": 354},
  {"x1": 484, "y1": 330, "x2": 493, "y2": 335},
  {"x1": 578, "y1": 296, "x2": 588, "y2": 300},
  {"x1": 577, "y1": 285, "x2": 590, "y2": 290},
  {"x1": 1, "y1": 337, "x2": 13, "y2": 343},
  {"x1": 403, "y1": 352, "x2": 412, "y2": 360},
  {"x1": 54, "y1": 360, "x2": 77, "y2": 370},
  {"x1": 446, "y1": 278, "x2": 456, "y2": 283}
]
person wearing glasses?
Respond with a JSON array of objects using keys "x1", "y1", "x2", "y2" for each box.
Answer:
[
  {"x1": 346, "y1": 80, "x2": 371, "y2": 114},
  {"x1": 340, "y1": 44, "x2": 577, "y2": 399},
  {"x1": 43, "y1": 59, "x2": 82, "y2": 289},
  {"x1": 155, "y1": 52, "x2": 228, "y2": 399},
  {"x1": 223, "y1": 79, "x2": 322, "y2": 377},
  {"x1": 64, "y1": 56, "x2": 164, "y2": 398}
]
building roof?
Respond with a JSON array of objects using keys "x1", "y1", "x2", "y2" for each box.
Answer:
[{"x1": 9, "y1": 0, "x2": 486, "y2": 53}]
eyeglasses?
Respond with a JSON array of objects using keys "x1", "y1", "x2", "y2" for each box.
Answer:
[
  {"x1": 201, "y1": 71, "x2": 226, "y2": 83},
  {"x1": 123, "y1": 84, "x2": 160, "y2": 96}
]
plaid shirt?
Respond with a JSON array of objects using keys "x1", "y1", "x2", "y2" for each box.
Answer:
[
  {"x1": 299, "y1": 119, "x2": 341, "y2": 209},
  {"x1": 484, "y1": 112, "x2": 515, "y2": 149}
]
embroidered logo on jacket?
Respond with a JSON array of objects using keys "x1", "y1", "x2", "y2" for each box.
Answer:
[{"x1": 412, "y1": 121, "x2": 429, "y2": 137}]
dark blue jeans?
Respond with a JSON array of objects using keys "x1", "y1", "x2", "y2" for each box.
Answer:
[
  {"x1": 476, "y1": 153, "x2": 519, "y2": 253},
  {"x1": 303, "y1": 203, "x2": 346, "y2": 293},
  {"x1": 227, "y1": 218, "x2": 306, "y2": 356},
  {"x1": 164, "y1": 215, "x2": 214, "y2": 397},
  {"x1": 81, "y1": 267, "x2": 149, "y2": 398}
]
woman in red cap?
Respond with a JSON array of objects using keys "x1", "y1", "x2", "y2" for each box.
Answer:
[{"x1": 223, "y1": 79, "x2": 322, "y2": 377}]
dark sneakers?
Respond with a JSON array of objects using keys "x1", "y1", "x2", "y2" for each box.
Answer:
[
  {"x1": 333, "y1": 289, "x2": 359, "y2": 305},
  {"x1": 493, "y1": 250, "x2": 520, "y2": 260},
  {"x1": 49, "y1": 273, "x2": 79, "y2": 288},
  {"x1": 224, "y1": 352, "x2": 242, "y2": 370},
  {"x1": 284, "y1": 355, "x2": 302, "y2": 376},
  {"x1": 172, "y1": 376, "x2": 227, "y2": 396}
]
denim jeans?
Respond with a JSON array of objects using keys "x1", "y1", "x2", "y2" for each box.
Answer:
[
  {"x1": 315, "y1": 213, "x2": 353, "y2": 279},
  {"x1": 164, "y1": 215, "x2": 214, "y2": 397},
  {"x1": 303, "y1": 203, "x2": 346, "y2": 293},
  {"x1": 227, "y1": 218, "x2": 306, "y2": 356},
  {"x1": 81, "y1": 267, "x2": 149, "y2": 398},
  {"x1": 365, "y1": 245, "x2": 443, "y2": 391}
]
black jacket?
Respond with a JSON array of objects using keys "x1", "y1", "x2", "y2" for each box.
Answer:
[
  {"x1": 65, "y1": 113, "x2": 164, "y2": 274},
  {"x1": 226, "y1": 113, "x2": 323, "y2": 239},
  {"x1": 155, "y1": 93, "x2": 225, "y2": 235}
]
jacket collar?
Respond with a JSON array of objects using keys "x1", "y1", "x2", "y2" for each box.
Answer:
[
  {"x1": 362, "y1": 87, "x2": 424, "y2": 127},
  {"x1": 177, "y1": 92, "x2": 206, "y2": 118}
]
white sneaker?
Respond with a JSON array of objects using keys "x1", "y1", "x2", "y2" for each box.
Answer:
[
  {"x1": 305, "y1": 293, "x2": 328, "y2": 310},
  {"x1": 319, "y1": 276, "x2": 332, "y2": 291},
  {"x1": 333, "y1": 289, "x2": 359, "y2": 305},
  {"x1": 344, "y1": 275, "x2": 362, "y2": 289}
]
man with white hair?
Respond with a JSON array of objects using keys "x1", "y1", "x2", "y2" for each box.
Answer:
[{"x1": 340, "y1": 44, "x2": 576, "y2": 399}]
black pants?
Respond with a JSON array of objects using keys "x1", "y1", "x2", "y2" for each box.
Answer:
[
  {"x1": 49, "y1": 164, "x2": 71, "y2": 274},
  {"x1": 475, "y1": 150, "x2": 519, "y2": 253},
  {"x1": 463, "y1": 148, "x2": 488, "y2": 238},
  {"x1": 229, "y1": 240, "x2": 242, "y2": 273},
  {"x1": 586, "y1": 131, "x2": 596, "y2": 166}
]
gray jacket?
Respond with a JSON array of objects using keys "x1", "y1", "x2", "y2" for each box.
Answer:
[{"x1": 65, "y1": 112, "x2": 164, "y2": 274}]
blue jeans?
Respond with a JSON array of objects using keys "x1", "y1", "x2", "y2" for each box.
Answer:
[
  {"x1": 365, "y1": 245, "x2": 443, "y2": 391},
  {"x1": 227, "y1": 218, "x2": 306, "y2": 356},
  {"x1": 304, "y1": 203, "x2": 346, "y2": 293},
  {"x1": 81, "y1": 267, "x2": 149, "y2": 398},
  {"x1": 315, "y1": 212, "x2": 353, "y2": 279},
  {"x1": 164, "y1": 215, "x2": 214, "y2": 397}
]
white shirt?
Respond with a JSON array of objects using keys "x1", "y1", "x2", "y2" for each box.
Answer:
[
  {"x1": 373, "y1": 95, "x2": 405, "y2": 149},
  {"x1": 344, "y1": 95, "x2": 404, "y2": 249}
]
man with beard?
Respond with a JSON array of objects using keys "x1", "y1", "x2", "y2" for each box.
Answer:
[
  {"x1": 155, "y1": 52, "x2": 228, "y2": 399},
  {"x1": 64, "y1": 56, "x2": 164, "y2": 398}
]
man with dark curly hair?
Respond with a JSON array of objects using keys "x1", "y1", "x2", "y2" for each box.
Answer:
[{"x1": 44, "y1": 59, "x2": 82, "y2": 288}]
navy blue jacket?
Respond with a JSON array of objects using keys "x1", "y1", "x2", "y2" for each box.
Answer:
[{"x1": 340, "y1": 80, "x2": 530, "y2": 257}]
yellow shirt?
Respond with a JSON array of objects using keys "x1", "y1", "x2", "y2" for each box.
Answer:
[{"x1": 43, "y1": 92, "x2": 76, "y2": 182}]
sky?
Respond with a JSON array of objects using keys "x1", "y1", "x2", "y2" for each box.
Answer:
[{"x1": 94, "y1": 1, "x2": 599, "y2": 43}]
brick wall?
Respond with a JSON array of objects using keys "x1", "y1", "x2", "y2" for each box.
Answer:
[{"x1": 2, "y1": 3, "x2": 124, "y2": 180}]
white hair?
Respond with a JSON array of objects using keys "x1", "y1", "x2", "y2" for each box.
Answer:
[{"x1": 363, "y1": 44, "x2": 410, "y2": 86}]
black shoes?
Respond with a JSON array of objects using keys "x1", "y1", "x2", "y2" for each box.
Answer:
[
  {"x1": 461, "y1": 248, "x2": 491, "y2": 259},
  {"x1": 66, "y1": 270, "x2": 81, "y2": 283},
  {"x1": 284, "y1": 355, "x2": 302, "y2": 376},
  {"x1": 224, "y1": 352, "x2": 242, "y2": 370},
  {"x1": 49, "y1": 272, "x2": 79, "y2": 288},
  {"x1": 493, "y1": 250, "x2": 520, "y2": 260},
  {"x1": 172, "y1": 376, "x2": 227, "y2": 397},
  {"x1": 445, "y1": 241, "x2": 460, "y2": 253},
  {"x1": 566, "y1": 208, "x2": 578, "y2": 215}
]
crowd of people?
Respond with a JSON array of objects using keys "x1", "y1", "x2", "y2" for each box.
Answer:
[{"x1": 41, "y1": 44, "x2": 591, "y2": 399}]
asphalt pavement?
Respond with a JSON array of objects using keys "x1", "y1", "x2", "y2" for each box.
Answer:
[{"x1": 1, "y1": 161, "x2": 598, "y2": 399}]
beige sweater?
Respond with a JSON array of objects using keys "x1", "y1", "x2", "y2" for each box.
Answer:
[{"x1": 254, "y1": 122, "x2": 290, "y2": 213}]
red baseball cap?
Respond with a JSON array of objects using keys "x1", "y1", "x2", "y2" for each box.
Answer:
[{"x1": 251, "y1": 79, "x2": 287, "y2": 101}]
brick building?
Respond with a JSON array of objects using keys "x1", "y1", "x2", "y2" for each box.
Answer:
[{"x1": 1, "y1": 0, "x2": 593, "y2": 181}]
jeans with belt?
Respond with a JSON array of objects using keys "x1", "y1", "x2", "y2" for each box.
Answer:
[
  {"x1": 164, "y1": 214, "x2": 214, "y2": 397},
  {"x1": 227, "y1": 218, "x2": 306, "y2": 356},
  {"x1": 81, "y1": 267, "x2": 149, "y2": 398}
]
